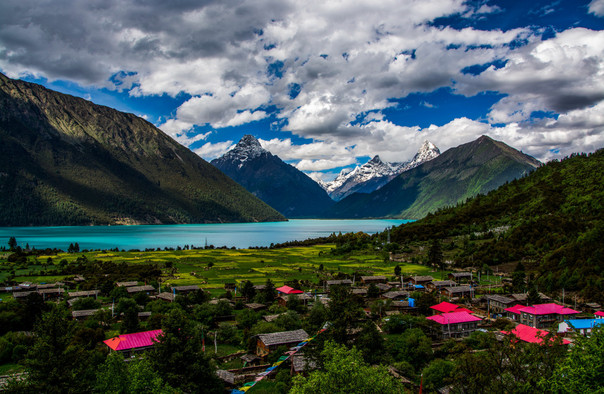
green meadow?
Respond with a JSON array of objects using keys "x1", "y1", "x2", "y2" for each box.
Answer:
[{"x1": 1, "y1": 245, "x2": 447, "y2": 294}]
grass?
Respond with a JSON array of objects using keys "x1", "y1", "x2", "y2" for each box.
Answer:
[
  {"x1": 0, "y1": 244, "x2": 449, "y2": 293},
  {"x1": 0, "y1": 363, "x2": 23, "y2": 375}
]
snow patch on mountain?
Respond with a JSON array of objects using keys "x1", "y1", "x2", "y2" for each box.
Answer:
[
  {"x1": 221, "y1": 134, "x2": 267, "y2": 168},
  {"x1": 322, "y1": 141, "x2": 440, "y2": 201}
]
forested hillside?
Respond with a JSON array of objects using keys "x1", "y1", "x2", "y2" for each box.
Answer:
[
  {"x1": 389, "y1": 150, "x2": 604, "y2": 302},
  {"x1": 0, "y1": 74, "x2": 284, "y2": 225}
]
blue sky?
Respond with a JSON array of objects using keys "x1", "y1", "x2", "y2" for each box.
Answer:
[{"x1": 1, "y1": 0, "x2": 603, "y2": 181}]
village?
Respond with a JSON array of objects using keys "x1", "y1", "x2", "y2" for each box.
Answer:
[{"x1": 1, "y1": 264, "x2": 602, "y2": 392}]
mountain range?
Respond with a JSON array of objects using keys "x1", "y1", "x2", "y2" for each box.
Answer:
[
  {"x1": 325, "y1": 135, "x2": 541, "y2": 219},
  {"x1": 321, "y1": 141, "x2": 440, "y2": 201},
  {"x1": 0, "y1": 73, "x2": 284, "y2": 225},
  {"x1": 211, "y1": 135, "x2": 334, "y2": 218}
]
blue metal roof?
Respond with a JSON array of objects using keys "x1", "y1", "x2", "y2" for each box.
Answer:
[{"x1": 565, "y1": 319, "x2": 604, "y2": 330}]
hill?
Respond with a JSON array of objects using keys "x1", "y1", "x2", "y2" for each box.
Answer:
[
  {"x1": 211, "y1": 135, "x2": 334, "y2": 218},
  {"x1": 0, "y1": 73, "x2": 285, "y2": 225},
  {"x1": 388, "y1": 149, "x2": 604, "y2": 302},
  {"x1": 325, "y1": 136, "x2": 540, "y2": 219}
]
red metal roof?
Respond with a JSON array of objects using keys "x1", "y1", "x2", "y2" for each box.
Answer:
[
  {"x1": 276, "y1": 285, "x2": 303, "y2": 294},
  {"x1": 517, "y1": 303, "x2": 580, "y2": 316},
  {"x1": 503, "y1": 324, "x2": 570, "y2": 345},
  {"x1": 103, "y1": 329, "x2": 163, "y2": 351},
  {"x1": 430, "y1": 301, "x2": 473, "y2": 314},
  {"x1": 426, "y1": 311, "x2": 482, "y2": 325},
  {"x1": 505, "y1": 304, "x2": 526, "y2": 315},
  {"x1": 595, "y1": 311, "x2": 604, "y2": 318}
]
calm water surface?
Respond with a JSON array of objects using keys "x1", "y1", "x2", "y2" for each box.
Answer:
[{"x1": 0, "y1": 219, "x2": 410, "y2": 250}]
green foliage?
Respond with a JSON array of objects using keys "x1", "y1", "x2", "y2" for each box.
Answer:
[
  {"x1": 290, "y1": 341, "x2": 403, "y2": 393},
  {"x1": 546, "y1": 326, "x2": 604, "y2": 393},
  {"x1": 151, "y1": 308, "x2": 223, "y2": 393},
  {"x1": 71, "y1": 297, "x2": 101, "y2": 311},
  {"x1": 422, "y1": 358, "x2": 455, "y2": 392},
  {"x1": 386, "y1": 328, "x2": 432, "y2": 369},
  {"x1": 14, "y1": 306, "x2": 101, "y2": 393},
  {"x1": 95, "y1": 352, "x2": 173, "y2": 394}
]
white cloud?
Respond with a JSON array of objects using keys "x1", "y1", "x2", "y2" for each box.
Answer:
[
  {"x1": 589, "y1": 0, "x2": 604, "y2": 16},
  {"x1": 0, "y1": 0, "x2": 602, "y2": 167},
  {"x1": 193, "y1": 140, "x2": 234, "y2": 160}
]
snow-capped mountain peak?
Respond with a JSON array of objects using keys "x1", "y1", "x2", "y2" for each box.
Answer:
[
  {"x1": 321, "y1": 141, "x2": 440, "y2": 201},
  {"x1": 222, "y1": 135, "x2": 267, "y2": 167}
]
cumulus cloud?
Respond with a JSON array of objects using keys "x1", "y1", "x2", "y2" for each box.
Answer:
[
  {"x1": 193, "y1": 140, "x2": 234, "y2": 160},
  {"x1": 589, "y1": 0, "x2": 604, "y2": 16},
  {"x1": 1, "y1": 0, "x2": 602, "y2": 171}
]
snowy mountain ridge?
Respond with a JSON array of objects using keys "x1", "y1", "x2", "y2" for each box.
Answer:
[{"x1": 322, "y1": 141, "x2": 440, "y2": 201}]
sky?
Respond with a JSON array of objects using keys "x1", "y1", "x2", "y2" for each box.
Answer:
[{"x1": 1, "y1": 0, "x2": 603, "y2": 182}]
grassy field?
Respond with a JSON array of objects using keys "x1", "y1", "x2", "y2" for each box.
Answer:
[{"x1": 1, "y1": 245, "x2": 450, "y2": 294}]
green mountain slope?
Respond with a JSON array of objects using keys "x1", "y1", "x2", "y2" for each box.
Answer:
[
  {"x1": 0, "y1": 73, "x2": 285, "y2": 225},
  {"x1": 325, "y1": 136, "x2": 540, "y2": 219},
  {"x1": 389, "y1": 149, "x2": 604, "y2": 302}
]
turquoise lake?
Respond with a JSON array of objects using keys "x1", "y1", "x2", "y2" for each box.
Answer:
[{"x1": 0, "y1": 219, "x2": 410, "y2": 251}]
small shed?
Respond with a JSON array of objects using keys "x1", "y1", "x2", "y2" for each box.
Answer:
[
  {"x1": 448, "y1": 272, "x2": 473, "y2": 283},
  {"x1": 116, "y1": 281, "x2": 138, "y2": 287},
  {"x1": 126, "y1": 285, "x2": 157, "y2": 295},
  {"x1": 441, "y1": 286, "x2": 473, "y2": 299},
  {"x1": 361, "y1": 276, "x2": 387, "y2": 284},
  {"x1": 256, "y1": 329, "x2": 309, "y2": 357}
]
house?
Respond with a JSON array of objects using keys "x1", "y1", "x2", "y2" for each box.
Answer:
[
  {"x1": 291, "y1": 353, "x2": 317, "y2": 375},
  {"x1": 558, "y1": 319, "x2": 604, "y2": 337},
  {"x1": 277, "y1": 293, "x2": 312, "y2": 308},
  {"x1": 171, "y1": 285, "x2": 203, "y2": 294},
  {"x1": 156, "y1": 292, "x2": 176, "y2": 302},
  {"x1": 375, "y1": 283, "x2": 392, "y2": 292},
  {"x1": 595, "y1": 311, "x2": 604, "y2": 319},
  {"x1": 405, "y1": 276, "x2": 433, "y2": 286},
  {"x1": 72, "y1": 309, "x2": 100, "y2": 320},
  {"x1": 361, "y1": 276, "x2": 387, "y2": 284},
  {"x1": 276, "y1": 285, "x2": 304, "y2": 295},
  {"x1": 504, "y1": 304, "x2": 526, "y2": 321},
  {"x1": 103, "y1": 329, "x2": 163, "y2": 357},
  {"x1": 504, "y1": 324, "x2": 570, "y2": 345},
  {"x1": 381, "y1": 291, "x2": 409, "y2": 301},
  {"x1": 38, "y1": 288, "x2": 64, "y2": 300},
  {"x1": 430, "y1": 301, "x2": 473, "y2": 315},
  {"x1": 441, "y1": 286, "x2": 473, "y2": 299},
  {"x1": 116, "y1": 281, "x2": 138, "y2": 287},
  {"x1": 515, "y1": 303, "x2": 580, "y2": 329},
  {"x1": 509, "y1": 292, "x2": 551, "y2": 304},
  {"x1": 256, "y1": 329, "x2": 309, "y2": 357},
  {"x1": 326, "y1": 279, "x2": 353, "y2": 289},
  {"x1": 68, "y1": 290, "x2": 99, "y2": 299},
  {"x1": 426, "y1": 311, "x2": 482, "y2": 339},
  {"x1": 126, "y1": 285, "x2": 157, "y2": 295},
  {"x1": 426, "y1": 280, "x2": 457, "y2": 291},
  {"x1": 484, "y1": 295, "x2": 515, "y2": 314},
  {"x1": 245, "y1": 303, "x2": 267, "y2": 311},
  {"x1": 448, "y1": 272, "x2": 473, "y2": 283},
  {"x1": 352, "y1": 288, "x2": 368, "y2": 296}
]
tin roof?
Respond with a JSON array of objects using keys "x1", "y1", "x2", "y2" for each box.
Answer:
[
  {"x1": 426, "y1": 311, "x2": 482, "y2": 325},
  {"x1": 103, "y1": 329, "x2": 163, "y2": 351},
  {"x1": 518, "y1": 303, "x2": 580, "y2": 316},
  {"x1": 504, "y1": 324, "x2": 570, "y2": 345}
]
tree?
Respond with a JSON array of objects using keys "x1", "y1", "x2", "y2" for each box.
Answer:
[
  {"x1": 290, "y1": 341, "x2": 403, "y2": 393},
  {"x1": 8, "y1": 236, "x2": 17, "y2": 251},
  {"x1": 428, "y1": 239, "x2": 443, "y2": 269},
  {"x1": 394, "y1": 264, "x2": 401, "y2": 277},
  {"x1": 527, "y1": 285, "x2": 541, "y2": 305},
  {"x1": 95, "y1": 352, "x2": 173, "y2": 394},
  {"x1": 151, "y1": 309, "x2": 223, "y2": 393},
  {"x1": 422, "y1": 359, "x2": 455, "y2": 392},
  {"x1": 546, "y1": 326, "x2": 604, "y2": 393},
  {"x1": 263, "y1": 279, "x2": 277, "y2": 303},
  {"x1": 367, "y1": 283, "x2": 380, "y2": 299},
  {"x1": 241, "y1": 280, "x2": 256, "y2": 302},
  {"x1": 327, "y1": 285, "x2": 364, "y2": 344},
  {"x1": 15, "y1": 306, "x2": 100, "y2": 393}
]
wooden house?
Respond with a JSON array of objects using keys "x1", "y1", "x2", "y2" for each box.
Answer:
[
  {"x1": 171, "y1": 285, "x2": 203, "y2": 294},
  {"x1": 426, "y1": 280, "x2": 457, "y2": 291},
  {"x1": 104, "y1": 329, "x2": 163, "y2": 358},
  {"x1": 116, "y1": 281, "x2": 138, "y2": 287},
  {"x1": 448, "y1": 272, "x2": 473, "y2": 283},
  {"x1": 484, "y1": 294, "x2": 515, "y2": 314},
  {"x1": 361, "y1": 276, "x2": 387, "y2": 284},
  {"x1": 426, "y1": 311, "x2": 482, "y2": 339},
  {"x1": 441, "y1": 286, "x2": 473, "y2": 299},
  {"x1": 256, "y1": 329, "x2": 309, "y2": 357},
  {"x1": 126, "y1": 285, "x2": 157, "y2": 296},
  {"x1": 405, "y1": 276, "x2": 433, "y2": 286}
]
